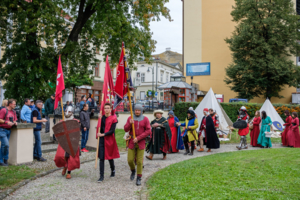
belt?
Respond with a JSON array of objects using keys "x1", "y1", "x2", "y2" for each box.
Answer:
[{"x1": 0, "y1": 127, "x2": 11, "y2": 131}]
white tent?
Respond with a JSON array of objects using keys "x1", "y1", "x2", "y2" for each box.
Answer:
[
  {"x1": 194, "y1": 88, "x2": 233, "y2": 133},
  {"x1": 259, "y1": 99, "x2": 284, "y2": 130}
]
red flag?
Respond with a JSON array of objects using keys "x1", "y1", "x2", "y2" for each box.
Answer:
[
  {"x1": 54, "y1": 55, "x2": 65, "y2": 110},
  {"x1": 114, "y1": 47, "x2": 126, "y2": 99},
  {"x1": 100, "y1": 55, "x2": 115, "y2": 115}
]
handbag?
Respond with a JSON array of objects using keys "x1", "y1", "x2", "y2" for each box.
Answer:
[{"x1": 264, "y1": 125, "x2": 274, "y2": 138}]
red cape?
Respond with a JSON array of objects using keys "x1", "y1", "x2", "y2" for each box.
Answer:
[
  {"x1": 96, "y1": 115, "x2": 120, "y2": 160},
  {"x1": 54, "y1": 144, "x2": 80, "y2": 171}
]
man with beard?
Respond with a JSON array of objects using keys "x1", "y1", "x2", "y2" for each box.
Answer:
[
  {"x1": 205, "y1": 109, "x2": 220, "y2": 152},
  {"x1": 124, "y1": 104, "x2": 151, "y2": 186},
  {"x1": 146, "y1": 110, "x2": 172, "y2": 160}
]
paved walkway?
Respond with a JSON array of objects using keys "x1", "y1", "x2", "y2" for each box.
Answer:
[{"x1": 5, "y1": 144, "x2": 283, "y2": 200}]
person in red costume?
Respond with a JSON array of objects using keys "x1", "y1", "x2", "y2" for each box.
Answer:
[
  {"x1": 198, "y1": 108, "x2": 209, "y2": 152},
  {"x1": 286, "y1": 112, "x2": 300, "y2": 148},
  {"x1": 250, "y1": 111, "x2": 261, "y2": 147},
  {"x1": 124, "y1": 104, "x2": 151, "y2": 186},
  {"x1": 281, "y1": 110, "x2": 292, "y2": 146},
  {"x1": 54, "y1": 106, "x2": 80, "y2": 179},
  {"x1": 236, "y1": 106, "x2": 250, "y2": 150},
  {"x1": 96, "y1": 103, "x2": 120, "y2": 182}
]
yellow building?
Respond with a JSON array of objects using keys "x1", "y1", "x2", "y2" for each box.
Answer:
[{"x1": 183, "y1": 0, "x2": 298, "y2": 103}]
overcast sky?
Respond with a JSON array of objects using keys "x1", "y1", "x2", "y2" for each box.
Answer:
[{"x1": 150, "y1": 1, "x2": 182, "y2": 55}]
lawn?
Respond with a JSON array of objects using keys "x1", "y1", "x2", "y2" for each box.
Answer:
[
  {"x1": 115, "y1": 129, "x2": 126, "y2": 151},
  {"x1": 147, "y1": 148, "x2": 300, "y2": 200},
  {"x1": 0, "y1": 165, "x2": 38, "y2": 191}
]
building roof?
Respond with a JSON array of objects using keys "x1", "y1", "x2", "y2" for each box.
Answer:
[
  {"x1": 158, "y1": 81, "x2": 192, "y2": 90},
  {"x1": 170, "y1": 72, "x2": 184, "y2": 78}
]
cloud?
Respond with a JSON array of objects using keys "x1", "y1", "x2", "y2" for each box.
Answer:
[{"x1": 150, "y1": 1, "x2": 182, "y2": 54}]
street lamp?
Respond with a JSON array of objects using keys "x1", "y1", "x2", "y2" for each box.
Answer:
[{"x1": 147, "y1": 67, "x2": 154, "y2": 97}]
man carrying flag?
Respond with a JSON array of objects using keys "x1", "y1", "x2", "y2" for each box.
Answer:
[{"x1": 96, "y1": 56, "x2": 120, "y2": 183}]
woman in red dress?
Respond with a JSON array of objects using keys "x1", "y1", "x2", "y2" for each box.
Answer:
[
  {"x1": 281, "y1": 110, "x2": 292, "y2": 146},
  {"x1": 167, "y1": 111, "x2": 184, "y2": 153},
  {"x1": 286, "y1": 112, "x2": 300, "y2": 148},
  {"x1": 250, "y1": 111, "x2": 261, "y2": 147}
]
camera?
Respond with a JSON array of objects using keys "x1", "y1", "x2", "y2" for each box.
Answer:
[{"x1": 9, "y1": 117, "x2": 13, "y2": 123}]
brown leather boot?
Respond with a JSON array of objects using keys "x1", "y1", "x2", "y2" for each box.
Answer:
[
  {"x1": 197, "y1": 148, "x2": 204, "y2": 152},
  {"x1": 207, "y1": 149, "x2": 211, "y2": 152},
  {"x1": 66, "y1": 174, "x2": 71, "y2": 179},
  {"x1": 62, "y1": 167, "x2": 67, "y2": 176},
  {"x1": 162, "y1": 155, "x2": 167, "y2": 160},
  {"x1": 146, "y1": 154, "x2": 153, "y2": 160}
]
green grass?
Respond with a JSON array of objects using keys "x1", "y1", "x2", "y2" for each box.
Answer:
[
  {"x1": 147, "y1": 148, "x2": 300, "y2": 200},
  {"x1": 0, "y1": 165, "x2": 38, "y2": 191},
  {"x1": 115, "y1": 129, "x2": 126, "y2": 151}
]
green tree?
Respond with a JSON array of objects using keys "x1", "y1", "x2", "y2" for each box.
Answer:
[
  {"x1": 146, "y1": 90, "x2": 155, "y2": 98},
  {"x1": 225, "y1": 0, "x2": 300, "y2": 100},
  {"x1": 0, "y1": 0, "x2": 171, "y2": 103}
]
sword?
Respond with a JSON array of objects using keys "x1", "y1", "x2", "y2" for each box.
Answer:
[{"x1": 216, "y1": 129, "x2": 229, "y2": 135}]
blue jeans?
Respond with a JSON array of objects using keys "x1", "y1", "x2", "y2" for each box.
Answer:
[
  {"x1": 33, "y1": 130, "x2": 42, "y2": 158},
  {"x1": 0, "y1": 128, "x2": 11, "y2": 163},
  {"x1": 81, "y1": 128, "x2": 89, "y2": 149}
]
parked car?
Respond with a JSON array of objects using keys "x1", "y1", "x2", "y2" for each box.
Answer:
[{"x1": 229, "y1": 98, "x2": 248, "y2": 103}]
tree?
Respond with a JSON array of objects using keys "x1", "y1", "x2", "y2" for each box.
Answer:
[
  {"x1": 224, "y1": 0, "x2": 300, "y2": 100},
  {"x1": 146, "y1": 90, "x2": 155, "y2": 98},
  {"x1": 0, "y1": 0, "x2": 171, "y2": 103}
]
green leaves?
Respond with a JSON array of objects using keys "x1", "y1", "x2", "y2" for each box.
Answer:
[{"x1": 225, "y1": 0, "x2": 300, "y2": 100}]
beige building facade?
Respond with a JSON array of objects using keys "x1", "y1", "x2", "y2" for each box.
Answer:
[{"x1": 183, "y1": 0, "x2": 298, "y2": 103}]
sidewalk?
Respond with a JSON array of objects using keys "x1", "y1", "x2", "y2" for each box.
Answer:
[{"x1": 5, "y1": 144, "x2": 283, "y2": 200}]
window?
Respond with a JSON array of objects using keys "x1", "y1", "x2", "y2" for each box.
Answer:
[
  {"x1": 166, "y1": 73, "x2": 169, "y2": 82},
  {"x1": 136, "y1": 72, "x2": 140, "y2": 78},
  {"x1": 95, "y1": 63, "x2": 99, "y2": 77},
  {"x1": 160, "y1": 71, "x2": 164, "y2": 82},
  {"x1": 141, "y1": 73, "x2": 145, "y2": 82}
]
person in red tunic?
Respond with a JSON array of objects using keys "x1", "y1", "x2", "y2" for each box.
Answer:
[
  {"x1": 281, "y1": 110, "x2": 292, "y2": 146},
  {"x1": 198, "y1": 108, "x2": 209, "y2": 152},
  {"x1": 124, "y1": 104, "x2": 151, "y2": 186},
  {"x1": 286, "y1": 112, "x2": 300, "y2": 148},
  {"x1": 250, "y1": 111, "x2": 261, "y2": 147},
  {"x1": 167, "y1": 111, "x2": 184, "y2": 153},
  {"x1": 236, "y1": 106, "x2": 250, "y2": 150},
  {"x1": 96, "y1": 103, "x2": 120, "y2": 182},
  {"x1": 54, "y1": 106, "x2": 80, "y2": 179}
]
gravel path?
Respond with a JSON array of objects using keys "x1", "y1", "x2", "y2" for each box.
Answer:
[{"x1": 6, "y1": 144, "x2": 283, "y2": 200}]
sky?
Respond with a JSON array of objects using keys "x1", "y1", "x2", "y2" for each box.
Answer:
[{"x1": 150, "y1": 1, "x2": 182, "y2": 55}]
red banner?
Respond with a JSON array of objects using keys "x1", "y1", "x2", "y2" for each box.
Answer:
[{"x1": 54, "y1": 55, "x2": 65, "y2": 110}]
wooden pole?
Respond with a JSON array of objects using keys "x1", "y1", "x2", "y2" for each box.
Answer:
[
  {"x1": 123, "y1": 42, "x2": 136, "y2": 139},
  {"x1": 60, "y1": 98, "x2": 65, "y2": 121},
  {"x1": 95, "y1": 126, "x2": 100, "y2": 169}
]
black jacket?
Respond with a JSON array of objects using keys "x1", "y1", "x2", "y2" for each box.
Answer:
[{"x1": 79, "y1": 110, "x2": 94, "y2": 129}]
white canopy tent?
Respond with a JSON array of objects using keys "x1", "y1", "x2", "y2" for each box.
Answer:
[
  {"x1": 194, "y1": 88, "x2": 233, "y2": 133},
  {"x1": 259, "y1": 99, "x2": 285, "y2": 130}
]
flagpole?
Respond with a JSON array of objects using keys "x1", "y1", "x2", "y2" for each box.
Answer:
[
  {"x1": 60, "y1": 98, "x2": 65, "y2": 121},
  {"x1": 123, "y1": 42, "x2": 136, "y2": 139}
]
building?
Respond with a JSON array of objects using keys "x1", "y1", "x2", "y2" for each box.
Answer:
[
  {"x1": 158, "y1": 73, "x2": 197, "y2": 107},
  {"x1": 131, "y1": 60, "x2": 182, "y2": 101},
  {"x1": 152, "y1": 48, "x2": 183, "y2": 68},
  {"x1": 182, "y1": 0, "x2": 299, "y2": 103}
]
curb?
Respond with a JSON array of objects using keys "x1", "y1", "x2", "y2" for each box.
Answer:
[{"x1": 0, "y1": 158, "x2": 96, "y2": 200}]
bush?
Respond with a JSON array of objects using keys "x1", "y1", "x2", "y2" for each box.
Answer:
[{"x1": 174, "y1": 102, "x2": 300, "y2": 122}]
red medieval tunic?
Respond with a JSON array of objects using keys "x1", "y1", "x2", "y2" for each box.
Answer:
[
  {"x1": 54, "y1": 118, "x2": 80, "y2": 171},
  {"x1": 199, "y1": 116, "x2": 207, "y2": 143},
  {"x1": 286, "y1": 117, "x2": 300, "y2": 148},
  {"x1": 54, "y1": 146, "x2": 80, "y2": 171},
  {"x1": 96, "y1": 115, "x2": 120, "y2": 160},
  {"x1": 238, "y1": 114, "x2": 250, "y2": 136},
  {"x1": 250, "y1": 117, "x2": 261, "y2": 147},
  {"x1": 281, "y1": 116, "x2": 292, "y2": 146},
  {"x1": 168, "y1": 117, "x2": 179, "y2": 153}
]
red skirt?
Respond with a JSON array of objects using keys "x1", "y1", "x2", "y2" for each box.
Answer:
[
  {"x1": 238, "y1": 124, "x2": 249, "y2": 136},
  {"x1": 250, "y1": 125, "x2": 261, "y2": 147}
]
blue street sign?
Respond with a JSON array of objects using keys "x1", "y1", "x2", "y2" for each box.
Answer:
[
  {"x1": 155, "y1": 92, "x2": 158, "y2": 96},
  {"x1": 148, "y1": 91, "x2": 152, "y2": 96}
]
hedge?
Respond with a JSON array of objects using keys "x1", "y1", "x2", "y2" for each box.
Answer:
[{"x1": 174, "y1": 102, "x2": 300, "y2": 122}]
